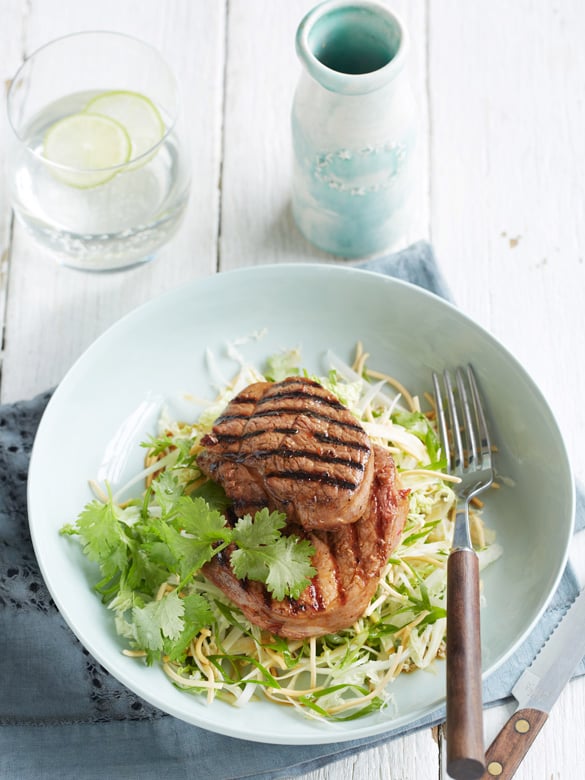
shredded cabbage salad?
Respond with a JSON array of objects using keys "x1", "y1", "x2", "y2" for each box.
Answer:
[{"x1": 62, "y1": 342, "x2": 501, "y2": 722}]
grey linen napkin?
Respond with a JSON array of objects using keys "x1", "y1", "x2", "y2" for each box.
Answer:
[{"x1": 1, "y1": 241, "x2": 583, "y2": 780}]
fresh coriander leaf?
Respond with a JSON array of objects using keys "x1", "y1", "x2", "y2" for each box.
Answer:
[
  {"x1": 183, "y1": 592, "x2": 213, "y2": 632},
  {"x1": 172, "y1": 495, "x2": 233, "y2": 579},
  {"x1": 132, "y1": 589, "x2": 185, "y2": 654},
  {"x1": 231, "y1": 531, "x2": 316, "y2": 601},
  {"x1": 264, "y1": 537, "x2": 316, "y2": 600},
  {"x1": 230, "y1": 545, "x2": 270, "y2": 583},
  {"x1": 165, "y1": 593, "x2": 214, "y2": 662},
  {"x1": 231, "y1": 508, "x2": 286, "y2": 548},
  {"x1": 156, "y1": 589, "x2": 185, "y2": 641},
  {"x1": 75, "y1": 500, "x2": 130, "y2": 581},
  {"x1": 132, "y1": 602, "x2": 164, "y2": 653},
  {"x1": 175, "y1": 496, "x2": 228, "y2": 542},
  {"x1": 145, "y1": 495, "x2": 233, "y2": 580},
  {"x1": 75, "y1": 500, "x2": 122, "y2": 560},
  {"x1": 154, "y1": 521, "x2": 216, "y2": 579},
  {"x1": 230, "y1": 509, "x2": 295, "y2": 583},
  {"x1": 151, "y1": 471, "x2": 184, "y2": 516},
  {"x1": 145, "y1": 539, "x2": 178, "y2": 571},
  {"x1": 123, "y1": 541, "x2": 170, "y2": 594}
]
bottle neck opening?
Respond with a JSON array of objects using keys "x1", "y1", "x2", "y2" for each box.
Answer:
[{"x1": 296, "y1": 1, "x2": 407, "y2": 95}]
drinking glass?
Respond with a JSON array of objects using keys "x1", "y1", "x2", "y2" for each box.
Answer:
[{"x1": 6, "y1": 31, "x2": 191, "y2": 271}]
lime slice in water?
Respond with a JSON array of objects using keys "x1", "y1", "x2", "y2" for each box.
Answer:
[
  {"x1": 85, "y1": 90, "x2": 165, "y2": 164},
  {"x1": 43, "y1": 112, "x2": 132, "y2": 188}
]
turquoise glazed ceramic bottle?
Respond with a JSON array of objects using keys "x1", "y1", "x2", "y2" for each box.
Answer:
[{"x1": 292, "y1": 0, "x2": 417, "y2": 258}]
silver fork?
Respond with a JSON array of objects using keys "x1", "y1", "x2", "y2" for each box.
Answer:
[{"x1": 432, "y1": 365, "x2": 494, "y2": 780}]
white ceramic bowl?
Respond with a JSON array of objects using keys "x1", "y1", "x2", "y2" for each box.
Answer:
[{"x1": 28, "y1": 264, "x2": 575, "y2": 744}]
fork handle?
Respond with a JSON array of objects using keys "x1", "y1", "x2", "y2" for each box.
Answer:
[{"x1": 446, "y1": 547, "x2": 486, "y2": 780}]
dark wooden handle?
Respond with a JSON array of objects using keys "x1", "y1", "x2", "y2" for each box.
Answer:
[
  {"x1": 446, "y1": 548, "x2": 485, "y2": 779},
  {"x1": 481, "y1": 708, "x2": 548, "y2": 779}
]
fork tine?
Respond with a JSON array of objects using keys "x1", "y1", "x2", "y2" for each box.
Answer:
[
  {"x1": 432, "y1": 371, "x2": 451, "y2": 471},
  {"x1": 456, "y1": 368, "x2": 479, "y2": 467},
  {"x1": 467, "y1": 365, "x2": 492, "y2": 470},
  {"x1": 444, "y1": 370, "x2": 464, "y2": 470}
]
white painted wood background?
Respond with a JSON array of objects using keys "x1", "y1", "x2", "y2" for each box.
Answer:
[{"x1": 1, "y1": 1, "x2": 584, "y2": 778}]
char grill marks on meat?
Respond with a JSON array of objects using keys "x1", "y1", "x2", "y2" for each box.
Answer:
[
  {"x1": 201, "y1": 445, "x2": 409, "y2": 639},
  {"x1": 198, "y1": 376, "x2": 374, "y2": 531}
]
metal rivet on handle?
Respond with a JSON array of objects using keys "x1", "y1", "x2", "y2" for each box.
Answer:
[
  {"x1": 487, "y1": 761, "x2": 503, "y2": 776},
  {"x1": 514, "y1": 718, "x2": 530, "y2": 733}
]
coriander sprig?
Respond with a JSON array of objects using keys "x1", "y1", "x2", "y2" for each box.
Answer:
[{"x1": 61, "y1": 473, "x2": 316, "y2": 662}]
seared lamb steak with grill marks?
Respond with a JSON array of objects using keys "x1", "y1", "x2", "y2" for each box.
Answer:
[
  {"x1": 198, "y1": 376, "x2": 374, "y2": 531},
  {"x1": 201, "y1": 445, "x2": 409, "y2": 639}
]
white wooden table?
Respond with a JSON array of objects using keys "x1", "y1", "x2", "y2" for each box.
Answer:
[{"x1": 2, "y1": 1, "x2": 584, "y2": 778}]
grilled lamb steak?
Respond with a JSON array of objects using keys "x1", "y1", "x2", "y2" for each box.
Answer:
[
  {"x1": 198, "y1": 376, "x2": 374, "y2": 531},
  {"x1": 201, "y1": 445, "x2": 409, "y2": 639}
]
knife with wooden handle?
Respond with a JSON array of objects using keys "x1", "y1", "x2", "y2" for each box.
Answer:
[{"x1": 481, "y1": 586, "x2": 585, "y2": 779}]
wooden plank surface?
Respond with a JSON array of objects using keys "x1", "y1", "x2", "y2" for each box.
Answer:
[
  {"x1": 1, "y1": 1, "x2": 584, "y2": 778},
  {"x1": 429, "y1": 0, "x2": 585, "y2": 490}
]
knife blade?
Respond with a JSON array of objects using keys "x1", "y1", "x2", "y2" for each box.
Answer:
[{"x1": 481, "y1": 586, "x2": 585, "y2": 779}]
